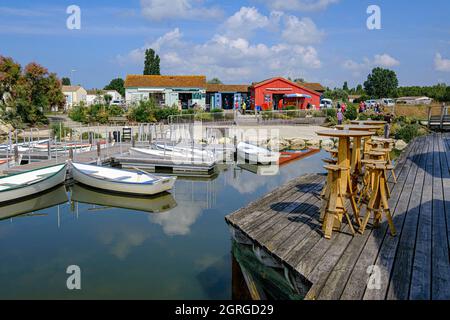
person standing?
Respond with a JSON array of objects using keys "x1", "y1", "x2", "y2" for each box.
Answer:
[
  {"x1": 384, "y1": 113, "x2": 392, "y2": 138},
  {"x1": 337, "y1": 108, "x2": 343, "y2": 125}
]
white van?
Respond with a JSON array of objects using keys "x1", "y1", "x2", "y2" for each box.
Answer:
[{"x1": 320, "y1": 99, "x2": 333, "y2": 109}]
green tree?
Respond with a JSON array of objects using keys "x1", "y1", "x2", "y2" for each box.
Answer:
[
  {"x1": 143, "y1": 48, "x2": 161, "y2": 75},
  {"x1": 343, "y1": 81, "x2": 349, "y2": 93},
  {"x1": 61, "y1": 77, "x2": 71, "y2": 85},
  {"x1": 323, "y1": 88, "x2": 349, "y2": 102},
  {"x1": 356, "y1": 84, "x2": 365, "y2": 95},
  {"x1": 103, "y1": 94, "x2": 113, "y2": 105},
  {"x1": 207, "y1": 78, "x2": 223, "y2": 84},
  {"x1": 104, "y1": 78, "x2": 125, "y2": 97},
  {"x1": 0, "y1": 57, "x2": 64, "y2": 124},
  {"x1": 364, "y1": 67, "x2": 399, "y2": 98}
]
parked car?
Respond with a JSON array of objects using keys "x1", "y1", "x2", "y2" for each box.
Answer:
[
  {"x1": 320, "y1": 99, "x2": 333, "y2": 109},
  {"x1": 365, "y1": 100, "x2": 377, "y2": 107},
  {"x1": 379, "y1": 98, "x2": 395, "y2": 107},
  {"x1": 110, "y1": 100, "x2": 125, "y2": 106}
]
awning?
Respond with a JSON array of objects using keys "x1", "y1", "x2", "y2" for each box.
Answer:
[{"x1": 284, "y1": 93, "x2": 311, "y2": 99}]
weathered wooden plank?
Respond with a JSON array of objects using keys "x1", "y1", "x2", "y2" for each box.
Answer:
[
  {"x1": 233, "y1": 175, "x2": 320, "y2": 232},
  {"x1": 363, "y1": 134, "x2": 428, "y2": 300},
  {"x1": 340, "y1": 136, "x2": 421, "y2": 300},
  {"x1": 430, "y1": 134, "x2": 450, "y2": 299},
  {"x1": 226, "y1": 174, "x2": 314, "y2": 224},
  {"x1": 409, "y1": 135, "x2": 434, "y2": 300},
  {"x1": 248, "y1": 176, "x2": 324, "y2": 244},
  {"x1": 442, "y1": 134, "x2": 450, "y2": 254},
  {"x1": 385, "y1": 136, "x2": 428, "y2": 299},
  {"x1": 263, "y1": 195, "x2": 322, "y2": 258},
  {"x1": 244, "y1": 175, "x2": 324, "y2": 236},
  {"x1": 314, "y1": 137, "x2": 424, "y2": 300}
]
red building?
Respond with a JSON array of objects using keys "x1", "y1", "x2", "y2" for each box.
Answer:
[{"x1": 250, "y1": 77, "x2": 322, "y2": 111}]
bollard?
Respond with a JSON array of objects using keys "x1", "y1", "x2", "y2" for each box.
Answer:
[
  {"x1": 97, "y1": 141, "x2": 101, "y2": 159},
  {"x1": 69, "y1": 148, "x2": 74, "y2": 161}
]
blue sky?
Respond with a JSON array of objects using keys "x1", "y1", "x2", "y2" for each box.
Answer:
[{"x1": 1, "y1": 0, "x2": 449, "y2": 89}]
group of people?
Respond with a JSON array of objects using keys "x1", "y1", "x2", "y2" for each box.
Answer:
[{"x1": 358, "y1": 101, "x2": 383, "y2": 114}]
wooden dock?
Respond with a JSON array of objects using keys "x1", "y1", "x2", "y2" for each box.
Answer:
[
  {"x1": 1, "y1": 144, "x2": 130, "y2": 175},
  {"x1": 226, "y1": 133, "x2": 450, "y2": 300}
]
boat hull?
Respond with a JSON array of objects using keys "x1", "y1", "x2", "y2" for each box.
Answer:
[
  {"x1": 0, "y1": 164, "x2": 67, "y2": 204},
  {"x1": 71, "y1": 165, "x2": 176, "y2": 196}
]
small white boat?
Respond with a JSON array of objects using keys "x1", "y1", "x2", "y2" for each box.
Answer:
[
  {"x1": 71, "y1": 162, "x2": 177, "y2": 196},
  {"x1": 154, "y1": 143, "x2": 215, "y2": 162},
  {"x1": 0, "y1": 163, "x2": 67, "y2": 204},
  {"x1": 237, "y1": 142, "x2": 280, "y2": 165},
  {"x1": 129, "y1": 147, "x2": 215, "y2": 165}
]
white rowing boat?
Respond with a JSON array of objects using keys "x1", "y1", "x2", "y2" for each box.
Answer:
[
  {"x1": 71, "y1": 162, "x2": 177, "y2": 196},
  {"x1": 0, "y1": 163, "x2": 67, "y2": 204},
  {"x1": 70, "y1": 183, "x2": 177, "y2": 213},
  {"x1": 153, "y1": 143, "x2": 216, "y2": 162},
  {"x1": 237, "y1": 142, "x2": 280, "y2": 165},
  {"x1": 129, "y1": 147, "x2": 216, "y2": 165}
]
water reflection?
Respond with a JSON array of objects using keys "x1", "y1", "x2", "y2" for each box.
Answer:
[
  {"x1": 0, "y1": 186, "x2": 68, "y2": 221},
  {"x1": 0, "y1": 151, "x2": 327, "y2": 299},
  {"x1": 70, "y1": 183, "x2": 177, "y2": 214}
]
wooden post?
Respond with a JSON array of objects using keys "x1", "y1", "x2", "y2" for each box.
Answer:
[
  {"x1": 108, "y1": 132, "x2": 112, "y2": 144},
  {"x1": 427, "y1": 106, "x2": 432, "y2": 129},
  {"x1": 131, "y1": 136, "x2": 135, "y2": 148},
  {"x1": 14, "y1": 145, "x2": 19, "y2": 164},
  {"x1": 69, "y1": 148, "x2": 74, "y2": 161},
  {"x1": 440, "y1": 104, "x2": 445, "y2": 131},
  {"x1": 97, "y1": 141, "x2": 101, "y2": 159}
]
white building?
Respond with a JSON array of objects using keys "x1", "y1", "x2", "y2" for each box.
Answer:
[
  {"x1": 86, "y1": 89, "x2": 123, "y2": 105},
  {"x1": 125, "y1": 75, "x2": 206, "y2": 109},
  {"x1": 62, "y1": 85, "x2": 87, "y2": 109},
  {"x1": 396, "y1": 96, "x2": 433, "y2": 105}
]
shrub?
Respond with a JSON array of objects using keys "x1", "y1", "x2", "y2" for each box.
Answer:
[
  {"x1": 52, "y1": 123, "x2": 73, "y2": 140},
  {"x1": 358, "y1": 113, "x2": 369, "y2": 121},
  {"x1": 153, "y1": 107, "x2": 179, "y2": 122},
  {"x1": 344, "y1": 105, "x2": 358, "y2": 120},
  {"x1": 395, "y1": 124, "x2": 422, "y2": 143},
  {"x1": 69, "y1": 105, "x2": 87, "y2": 123}
]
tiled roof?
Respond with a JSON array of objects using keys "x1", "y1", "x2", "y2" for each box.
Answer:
[
  {"x1": 298, "y1": 82, "x2": 325, "y2": 92},
  {"x1": 125, "y1": 75, "x2": 206, "y2": 88},
  {"x1": 206, "y1": 84, "x2": 249, "y2": 93},
  {"x1": 62, "y1": 85, "x2": 83, "y2": 92},
  {"x1": 86, "y1": 89, "x2": 105, "y2": 95},
  {"x1": 251, "y1": 77, "x2": 321, "y2": 96}
]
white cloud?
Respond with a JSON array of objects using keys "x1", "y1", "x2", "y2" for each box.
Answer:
[
  {"x1": 373, "y1": 54, "x2": 400, "y2": 67},
  {"x1": 282, "y1": 16, "x2": 324, "y2": 44},
  {"x1": 222, "y1": 7, "x2": 270, "y2": 38},
  {"x1": 435, "y1": 53, "x2": 450, "y2": 72},
  {"x1": 140, "y1": 0, "x2": 222, "y2": 21},
  {"x1": 117, "y1": 27, "x2": 321, "y2": 83},
  {"x1": 269, "y1": 0, "x2": 339, "y2": 12},
  {"x1": 343, "y1": 54, "x2": 400, "y2": 76}
]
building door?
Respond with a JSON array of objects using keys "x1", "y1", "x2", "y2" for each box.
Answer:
[{"x1": 273, "y1": 94, "x2": 284, "y2": 110}]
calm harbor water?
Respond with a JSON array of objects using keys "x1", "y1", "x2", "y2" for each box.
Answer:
[{"x1": 0, "y1": 151, "x2": 326, "y2": 300}]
